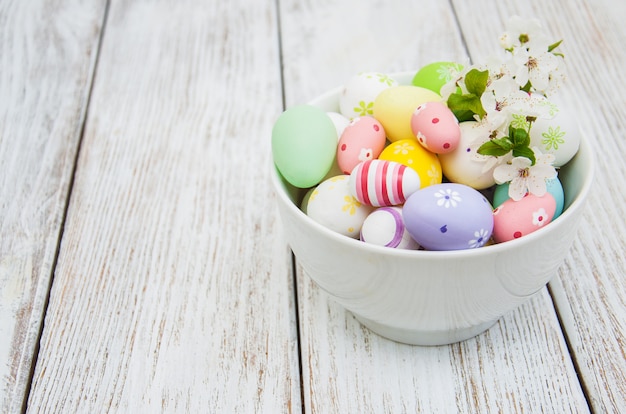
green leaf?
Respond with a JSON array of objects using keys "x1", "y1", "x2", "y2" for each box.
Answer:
[
  {"x1": 491, "y1": 136, "x2": 514, "y2": 151},
  {"x1": 512, "y1": 146, "x2": 536, "y2": 165},
  {"x1": 451, "y1": 109, "x2": 476, "y2": 122},
  {"x1": 464, "y1": 69, "x2": 489, "y2": 97},
  {"x1": 509, "y1": 126, "x2": 530, "y2": 148},
  {"x1": 547, "y1": 39, "x2": 563, "y2": 53},
  {"x1": 447, "y1": 92, "x2": 486, "y2": 119},
  {"x1": 477, "y1": 140, "x2": 511, "y2": 157}
]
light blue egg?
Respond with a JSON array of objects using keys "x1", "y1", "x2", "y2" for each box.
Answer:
[{"x1": 492, "y1": 177, "x2": 565, "y2": 219}]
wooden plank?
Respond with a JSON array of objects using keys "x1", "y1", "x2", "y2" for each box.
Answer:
[
  {"x1": 279, "y1": 0, "x2": 470, "y2": 105},
  {"x1": 279, "y1": 0, "x2": 589, "y2": 411},
  {"x1": 25, "y1": 1, "x2": 300, "y2": 412},
  {"x1": 298, "y1": 270, "x2": 588, "y2": 412},
  {"x1": 0, "y1": 1, "x2": 106, "y2": 412},
  {"x1": 451, "y1": 1, "x2": 626, "y2": 411}
]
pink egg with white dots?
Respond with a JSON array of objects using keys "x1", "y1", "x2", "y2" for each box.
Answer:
[
  {"x1": 492, "y1": 193, "x2": 557, "y2": 243},
  {"x1": 410, "y1": 101, "x2": 460, "y2": 154},
  {"x1": 337, "y1": 116, "x2": 386, "y2": 174}
]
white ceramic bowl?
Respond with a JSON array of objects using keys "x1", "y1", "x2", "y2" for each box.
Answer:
[{"x1": 271, "y1": 73, "x2": 594, "y2": 346}]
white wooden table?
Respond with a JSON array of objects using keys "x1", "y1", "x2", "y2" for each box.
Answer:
[{"x1": 1, "y1": 0, "x2": 625, "y2": 412}]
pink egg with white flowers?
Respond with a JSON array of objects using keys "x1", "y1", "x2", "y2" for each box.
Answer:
[
  {"x1": 337, "y1": 117, "x2": 386, "y2": 174},
  {"x1": 492, "y1": 193, "x2": 557, "y2": 243},
  {"x1": 410, "y1": 101, "x2": 460, "y2": 154}
]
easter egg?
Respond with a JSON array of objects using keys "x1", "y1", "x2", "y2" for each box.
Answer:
[
  {"x1": 411, "y1": 61, "x2": 464, "y2": 94},
  {"x1": 339, "y1": 72, "x2": 398, "y2": 119},
  {"x1": 410, "y1": 101, "x2": 461, "y2": 153},
  {"x1": 320, "y1": 114, "x2": 349, "y2": 182},
  {"x1": 528, "y1": 97, "x2": 581, "y2": 167},
  {"x1": 360, "y1": 207, "x2": 420, "y2": 249},
  {"x1": 272, "y1": 105, "x2": 337, "y2": 188},
  {"x1": 300, "y1": 187, "x2": 316, "y2": 214},
  {"x1": 438, "y1": 121, "x2": 504, "y2": 190},
  {"x1": 306, "y1": 175, "x2": 374, "y2": 238},
  {"x1": 373, "y1": 85, "x2": 442, "y2": 142},
  {"x1": 337, "y1": 116, "x2": 386, "y2": 174},
  {"x1": 379, "y1": 138, "x2": 442, "y2": 188},
  {"x1": 402, "y1": 183, "x2": 494, "y2": 251},
  {"x1": 493, "y1": 177, "x2": 565, "y2": 219},
  {"x1": 492, "y1": 193, "x2": 557, "y2": 243},
  {"x1": 349, "y1": 159, "x2": 421, "y2": 207}
]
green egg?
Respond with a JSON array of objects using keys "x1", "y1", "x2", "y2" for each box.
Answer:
[
  {"x1": 412, "y1": 61, "x2": 464, "y2": 95},
  {"x1": 272, "y1": 105, "x2": 337, "y2": 188}
]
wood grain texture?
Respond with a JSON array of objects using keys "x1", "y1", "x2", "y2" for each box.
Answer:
[
  {"x1": 298, "y1": 267, "x2": 588, "y2": 413},
  {"x1": 279, "y1": 0, "x2": 589, "y2": 412},
  {"x1": 0, "y1": 1, "x2": 106, "y2": 412},
  {"x1": 4, "y1": 0, "x2": 625, "y2": 412},
  {"x1": 26, "y1": 0, "x2": 300, "y2": 412},
  {"x1": 452, "y1": 1, "x2": 626, "y2": 411},
  {"x1": 279, "y1": 0, "x2": 469, "y2": 107}
]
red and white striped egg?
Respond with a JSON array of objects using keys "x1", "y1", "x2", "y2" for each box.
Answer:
[{"x1": 349, "y1": 159, "x2": 421, "y2": 207}]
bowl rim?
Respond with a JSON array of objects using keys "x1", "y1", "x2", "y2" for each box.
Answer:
[{"x1": 271, "y1": 71, "x2": 595, "y2": 259}]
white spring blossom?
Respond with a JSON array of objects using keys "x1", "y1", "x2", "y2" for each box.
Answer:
[
  {"x1": 493, "y1": 148, "x2": 557, "y2": 201},
  {"x1": 440, "y1": 16, "x2": 565, "y2": 192}
]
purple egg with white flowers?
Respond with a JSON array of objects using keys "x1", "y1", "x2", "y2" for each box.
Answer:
[{"x1": 403, "y1": 183, "x2": 494, "y2": 251}]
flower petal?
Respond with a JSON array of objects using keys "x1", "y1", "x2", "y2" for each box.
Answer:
[
  {"x1": 532, "y1": 164, "x2": 557, "y2": 180},
  {"x1": 493, "y1": 163, "x2": 517, "y2": 184},
  {"x1": 509, "y1": 177, "x2": 528, "y2": 201},
  {"x1": 527, "y1": 176, "x2": 548, "y2": 196}
]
